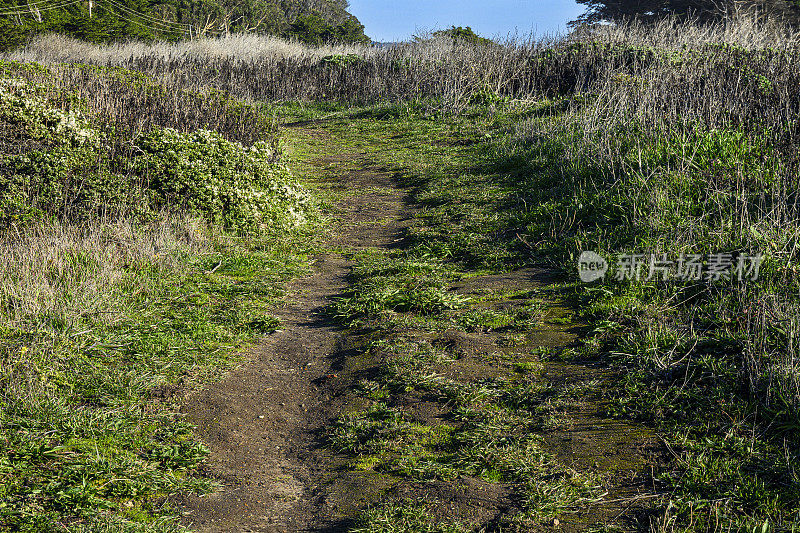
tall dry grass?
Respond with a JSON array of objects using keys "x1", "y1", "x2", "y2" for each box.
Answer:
[
  {"x1": 6, "y1": 32, "x2": 561, "y2": 111},
  {"x1": 10, "y1": 33, "x2": 374, "y2": 65},
  {"x1": 0, "y1": 216, "x2": 208, "y2": 342},
  {"x1": 8, "y1": 15, "x2": 800, "y2": 113},
  {"x1": 7, "y1": 60, "x2": 279, "y2": 149},
  {"x1": 509, "y1": 15, "x2": 800, "y2": 446},
  {"x1": 571, "y1": 12, "x2": 800, "y2": 50}
]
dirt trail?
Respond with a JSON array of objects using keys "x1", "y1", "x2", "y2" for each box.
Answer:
[
  {"x1": 178, "y1": 130, "x2": 661, "y2": 532},
  {"x1": 178, "y1": 148, "x2": 412, "y2": 532}
]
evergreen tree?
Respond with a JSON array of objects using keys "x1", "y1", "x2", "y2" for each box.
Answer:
[
  {"x1": 0, "y1": 0, "x2": 369, "y2": 51},
  {"x1": 573, "y1": 0, "x2": 800, "y2": 24},
  {"x1": 432, "y1": 26, "x2": 494, "y2": 45}
]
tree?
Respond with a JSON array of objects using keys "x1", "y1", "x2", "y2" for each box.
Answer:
[
  {"x1": 332, "y1": 15, "x2": 369, "y2": 43},
  {"x1": 572, "y1": 0, "x2": 800, "y2": 25},
  {"x1": 420, "y1": 26, "x2": 495, "y2": 45},
  {"x1": 288, "y1": 12, "x2": 327, "y2": 43},
  {"x1": 0, "y1": 0, "x2": 369, "y2": 51},
  {"x1": 288, "y1": 11, "x2": 367, "y2": 44},
  {"x1": 437, "y1": 26, "x2": 493, "y2": 45}
]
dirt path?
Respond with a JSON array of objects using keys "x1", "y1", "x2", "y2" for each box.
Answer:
[
  {"x1": 178, "y1": 149, "x2": 413, "y2": 532},
  {"x1": 178, "y1": 130, "x2": 661, "y2": 532}
]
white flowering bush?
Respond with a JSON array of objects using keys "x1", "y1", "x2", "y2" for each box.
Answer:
[
  {"x1": 0, "y1": 78, "x2": 97, "y2": 146},
  {"x1": 0, "y1": 75, "x2": 311, "y2": 230},
  {"x1": 130, "y1": 128, "x2": 310, "y2": 230},
  {"x1": 0, "y1": 78, "x2": 113, "y2": 223}
]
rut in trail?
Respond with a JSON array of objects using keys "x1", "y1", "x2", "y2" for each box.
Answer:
[{"x1": 177, "y1": 149, "x2": 413, "y2": 532}]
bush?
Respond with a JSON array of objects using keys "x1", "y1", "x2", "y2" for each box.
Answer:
[
  {"x1": 289, "y1": 12, "x2": 369, "y2": 45},
  {"x1": 431, "y1": 26, "x2": 494, "y2": 46},
  {"x1": 130, "y1": 128, "x2": 309, "y2": 230},
  {"x1": 0, "y1": 75, "x2": 311, "y2": 231},
  {"x1": 321, "y1": 53, "x2": 364, "y2": 67}
]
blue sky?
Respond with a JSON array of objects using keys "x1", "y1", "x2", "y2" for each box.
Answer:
[{"x1": 347, "y1": 1, "x2": 587, "y2": 43}]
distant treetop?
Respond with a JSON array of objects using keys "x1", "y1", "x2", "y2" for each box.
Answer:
[
  {"x1": 421, "y1": 26, "x2": 495, "y2": 46},
  {"x1": 572, "y1": 0, "x2": 800, "y2": 26},
  {"x1": 0, "y1": 0, "x2": 370, "y2": 51}
]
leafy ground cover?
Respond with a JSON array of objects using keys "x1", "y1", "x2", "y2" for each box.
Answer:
[
  {"x1": 0, "y1": 61, "x2": 317, "y2": 531},
  {"x1": 274, "y1": 97, "x2": 799, "y2": 530}
]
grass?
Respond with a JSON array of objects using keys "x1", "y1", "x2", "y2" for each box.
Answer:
[
  {"x1": 268, "y1": 109, "x2": 605, "y2": 529},
  {"x1": 3, "y1": 10, "x2": 800, "y2": 531},
  {"x1": 8, "y1": 33, "x2": 372, "y2": 66},
  {"x1": 0, "y1": 58, "x2": 318, "y2": 530},
  {"x1": 274, "y1": 85, "x2": 800, "y2": 529},
  {"x1": 500, "y1": 95, "x2": 800, "y2": 530},
  {"x1": 0, "y1": 224, "x2": 313, "y2": 531},
  {"x1": 350, "y1": 501, "x2": 469, "y2": 533},
  {"x1": 0, "y1": 221, "x2": 317, "y2": 530},
  {"x1": 11, "y1": 14, "x2": 800, "y2": 116}
]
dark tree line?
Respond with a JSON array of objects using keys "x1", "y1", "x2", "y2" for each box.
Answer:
[
  {"x1": 0, "y1": 0, "x2": 369, "y2": 51},
  {"x1": 573, "y1": 0, "x2": 800, "y2": 25}
]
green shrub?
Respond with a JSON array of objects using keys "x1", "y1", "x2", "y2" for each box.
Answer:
[
  {"x1": 321, "y1": 53, "x2": 364, "y2": 67},
  {"x1": 0, "y1": 77, "x2": 111, "y2": 223},
  {"x1": 468, "y1": 84, "x2": 507, "y2": 106},
  {"x1": 0, "y1": 145, "x2": 123, "y2": 224},
  {"x1": 0, "y1": 76, "x2": 311, "y2": 231},
  {"x1": 431, "y1": 26, "x2": 494, "y2": 46},
  {"x1": 130, "y1": 128, "x2": 310, "y2": 230},
  {"x1": 0, "y1": 77, "x2": 95, "y2": 146}
]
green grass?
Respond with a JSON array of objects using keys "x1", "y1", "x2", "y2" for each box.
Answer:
[
  {"x1": 503, "y1": 115, "x2": 800, "y2": 529},
  {"x1": 0, "y1": 229, "x2": 315, "y2": 531},
  {"x1": 4, "y1": 27, "x2": 800, "y2": 529},
  {"x1": 275, "y1": 106, "x2": 606, "y2": 526},
  {"x1": 350, "y1": 501, "x2": 469, "y2": 533},
  {"x1": 395, "y1": 104, "x2": 798, "y2": 531}
]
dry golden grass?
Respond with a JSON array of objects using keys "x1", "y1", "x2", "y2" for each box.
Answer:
[
  {"x1": 0, "y1": 216, "x2": 209, "y2": 340},
  {"x1": 8, "y1": 14, "x2": 799, "y2": 114},
  {"x1": 571, "y1": 11, "x2": 800, "y2": 50},
  {"x1": 9, "y1": 32, "x2": 375, "y2": 65}
]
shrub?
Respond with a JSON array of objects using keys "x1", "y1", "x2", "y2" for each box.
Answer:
[
  {"x1": 130, "y1": 128, "x2": 309, "y2": 230},
  {"x1": 321, "y1": 53, "x2": 364, "y2": 67},
  {"x1": 431, "y1": 26, "x2": 494, "y2": 46},
  {"x1": 0, "y1": 75, "x2": 311, "y2": 231},
  {"x1": 0, "y1": 77, "x2": 96, "y2": 146}
]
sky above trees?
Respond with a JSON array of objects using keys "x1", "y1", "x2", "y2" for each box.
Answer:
[{"x1": 347, "y1": 0, "x2": 586, "y2": 42}]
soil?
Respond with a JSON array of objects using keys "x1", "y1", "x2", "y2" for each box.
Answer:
[{"x1": 177, "y1": 128, "x2": 663, "y2": 532}]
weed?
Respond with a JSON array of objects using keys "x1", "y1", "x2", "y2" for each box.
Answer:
[{"x1": 351, "y1": 501, "x2": 469, "y2": 533}]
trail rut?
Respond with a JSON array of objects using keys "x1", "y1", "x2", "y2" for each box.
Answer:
[{"x1": 178, "y1": 150, "x2": 413, "y2": 532}]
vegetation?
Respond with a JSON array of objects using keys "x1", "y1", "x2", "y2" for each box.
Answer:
[
  {"x1": 0, "y1": 60, "x2": 314, "y2": 530},
  {"x1": 350, "y1": 502, "x2": 470, "y2": 532},
  {"x1": 573, "y1": 0, "x2": 800, "y2": 25},
  {"x1": 12, "y1": 15, "x2": 800, "y2": 114},
  {"x1": 0, "y1": 0, "x2": 368, "y2": 52},
  {"x1": 427, "y1": 26, "x2": 494, "y2": 46},
  {"x1": 2, "y1": 7, "x2": 800, "y2": 532},
  {"x1": 281, "y1": 14, "x2": 800, "y2": 529}
]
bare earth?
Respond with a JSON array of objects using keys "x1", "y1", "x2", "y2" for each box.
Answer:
[{"x1": 177, "y1": 146, "x2": 414, "y2": 531}]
